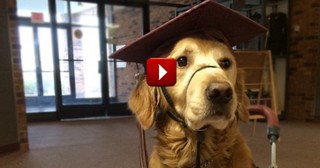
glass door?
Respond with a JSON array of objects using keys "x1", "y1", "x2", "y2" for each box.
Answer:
[
  {"x1": 57, "y1": 27, "x2": 102, "y2": 100},
  {"x1": 17, "y1": 0, "x2": 59, "y2": 121},
  {"x1": 56, "y1": 1, "x2": 104, "y2": 118},
  {"x1": 19, "y1": 25, "x2": 57, "y2": 114}
]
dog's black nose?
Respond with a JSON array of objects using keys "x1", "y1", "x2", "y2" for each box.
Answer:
[{"x1": 206, "y1": 82, "x2": 233, "y2": 104}]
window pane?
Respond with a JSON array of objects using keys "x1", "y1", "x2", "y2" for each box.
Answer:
[
  {"x1": 59, "y1": 61, "x2": 69, "y2": 71},
  {"x1": 57, "y1": 28, "x2": 71, "y2": 96},
  {"x1": 74, "y1": 61, "x2": 101, "y2": 99},
  {"x1": 42, "y1": 72, "x2": 55, "y2": 96},
  {"x1": 73, "y1": 27, "x2": 100, "y2": 61},
  {"x1": 19, "y1": 26, "x2": 36, "y2": 71},
  {"x1": 23, "y1": 72, "x2": 38, "y2": 96},
  {"x1": 73, "y1": 27, "x2": 101, "y2": 99},
  {"x1": 56, "y1": 0, "x2": 69, "y2": 23},
  {"x1": 17, "y1": 0, "x2": 50, "y2": 22},
  {"x1": 38, "y1": 28, "x2": 54, "y2": 71},
  {"x1": 107, "y1": 61, "x2": 115, "y2": 98},
  {"x1": 60, "y1": 72, "x2": 71, "y2": 95},
  {"x1": 70, "y1": 2, "x2": 98, "y2": 26},
  {"x1": 57, "y1": 28, "x2": 69, "y2": 60}
]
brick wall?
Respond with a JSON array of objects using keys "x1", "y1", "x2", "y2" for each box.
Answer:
[
  {"x1": 2, "y1": 0, "x2": 28, "y2": 151},
  {"x1": 287, "y1": 0, "x2": 320, "y2": 121}
]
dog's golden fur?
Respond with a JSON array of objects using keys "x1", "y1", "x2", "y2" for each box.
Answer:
[{"x1": 129, "y1": 37, "x2": 252, "y2": 168}]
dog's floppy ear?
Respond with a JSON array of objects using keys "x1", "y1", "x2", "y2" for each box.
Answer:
[
  {"x1": 128, "y1": 75, "x2": 159, "y2": 129},
  {"x1": 235, "y1": 70, "x2": 250, "y2": 122}
]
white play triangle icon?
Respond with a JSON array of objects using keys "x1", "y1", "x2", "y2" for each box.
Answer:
[{"x1": 158, "y1": 64, "x2": 167, "y2": 80}]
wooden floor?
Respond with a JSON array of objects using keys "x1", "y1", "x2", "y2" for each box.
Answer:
[{"x1": 0, "y1": 116, "x2": 320, "y2": 168}]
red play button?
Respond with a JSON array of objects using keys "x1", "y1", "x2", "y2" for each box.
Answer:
[{"x1": 146, "y1": 58, "x2": 176, "y2": 86}]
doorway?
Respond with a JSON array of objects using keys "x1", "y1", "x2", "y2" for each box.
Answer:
[
  {"x1": 55, "y1": 1, "x2": 104, "y2": 118},
  {"x1": 17, "y1": 0, "x2": 146, "y2": 120}
]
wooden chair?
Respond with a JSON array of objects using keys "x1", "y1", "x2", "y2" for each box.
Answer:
[{"x1": 234, "y1": 50, "x2": 279, "y2": 136}]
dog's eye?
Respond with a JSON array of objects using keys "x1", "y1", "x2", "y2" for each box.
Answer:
[
  {"x1": 177, "y1": 56, "x2": 188, "y2": 67},
  {"x1": 219, "y1": 58, "x2": 232, "y2": 69}
]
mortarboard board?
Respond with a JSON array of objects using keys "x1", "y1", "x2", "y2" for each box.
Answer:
[{"x1": 109, "y1": 0, "x2": 268, "y2": 63}]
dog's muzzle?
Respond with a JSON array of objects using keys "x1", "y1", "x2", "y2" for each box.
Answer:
[
  {"x1": 205, "y1": 82, "x2": 233, "y2": 105},
  {"x1": 205, "y1": 81, "x2": 233, "y2": 117},
  {"x1": 188, "y1": 66, "x2": 233, "y2": 107},
  {"x1": 188, "y1": 66, "x2": 234, "y2": 119},
  {"x1": 161, "y1": 65, "x2": 234, "y2": 129}
]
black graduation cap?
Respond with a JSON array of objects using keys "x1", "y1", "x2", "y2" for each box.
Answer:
[{"x1": 109, "y1": 0, "x2": 267, "y2": 63}]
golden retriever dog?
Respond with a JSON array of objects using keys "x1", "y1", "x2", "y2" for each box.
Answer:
[{"x1": 129, "y1": 35, "x2": 253, "y2": 168}]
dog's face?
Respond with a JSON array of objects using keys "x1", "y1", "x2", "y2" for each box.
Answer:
[
  {"x1": 165, "y1": 37, "x2": 238, "y2": 130},
  {"x1": 129, "y1": 37, "x2": 249, "y2": 130}
]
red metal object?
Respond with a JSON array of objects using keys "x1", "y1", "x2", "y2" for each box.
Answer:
[{"x1": 248, "y1": 105, "x2": 279, "y2": 128}]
